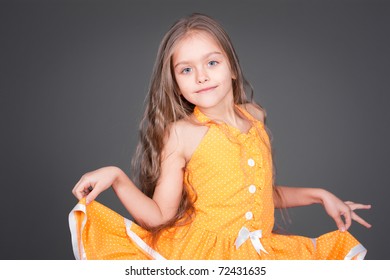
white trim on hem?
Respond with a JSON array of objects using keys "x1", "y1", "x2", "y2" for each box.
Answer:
[
  {"x1": 68, "y1": 203, "x2": 87, "y2": 260},
  {"x1": 69, "y1": 203, "x2": 366, "y2": 261},
  {"x1": 124, "y1": 218, "x2": 166, "y2": 260},
  {"x1": 344, "y1": 244, "x2": 367, "y2": 260}
]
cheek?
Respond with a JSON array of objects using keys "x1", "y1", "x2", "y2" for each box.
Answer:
[
  {"x1": 173, "y1": 73, "x2": 182, "y2": 90},
  {"x1": 175, "y1": 76, "x2": 190, "y2": 92},
  {"x1": 220, "y1": 68, "x2": 234, "y2": 84}
]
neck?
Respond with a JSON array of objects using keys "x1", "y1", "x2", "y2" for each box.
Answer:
[{"x1": 197, "y1": 102, "x2": 248, "y2": 129}]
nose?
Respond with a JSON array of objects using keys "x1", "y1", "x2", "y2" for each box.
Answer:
[{"x1": 196, "y1": 68, "x2": 209, "y2": 84}]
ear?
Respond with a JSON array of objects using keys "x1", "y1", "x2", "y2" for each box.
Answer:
[{"x1": 231, "y1": 69, "x2": 237, "y2": 80}]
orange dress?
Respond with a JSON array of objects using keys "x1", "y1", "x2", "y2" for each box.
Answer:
[{"x1": 69, "y1": 105, "x2": 367, "y2": 260}]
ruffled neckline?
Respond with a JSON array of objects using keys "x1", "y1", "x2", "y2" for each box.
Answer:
[{"x1": 193, "y1": 105, "x2": 258, "y2": 138}]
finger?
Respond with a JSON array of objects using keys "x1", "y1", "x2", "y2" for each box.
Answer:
[
  {"x1": 345, "y1": 202, "x2": 372, "y2": 211},
  {"x1": 342, "y1": 210, "x2": 352, "y2": 231},
  {"x1": 72, "y1": 175, "x2": 88, "y2": 198},
  {"x1": 72, "y1": 178, "x2": 83, "y2": 197},
  {"x1": 85, "y1": 186, "x2": 100, "y2": 205},
  {"x1": 352, "y1": 212, "x2": 372, "y2": 228},
  {"x1": 74, "y1": 179, "x2": 94, "y2": 200},
  {"x1": 352, "y1": 204, "x2": 372, "y2": 211},
  {"x1": 72, "y1": 182, "x2": 85, "y2": 200},
  {"x1": 333, "y1": 215, "x2": 346, "y2": 232},
  {"x1": 81, "y1": 185, "x2": 94, "y2": 197}
]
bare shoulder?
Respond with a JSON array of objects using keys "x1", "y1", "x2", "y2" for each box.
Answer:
[
  {"x1": 167, "y1": 117, "x2": 209, "y2": 163},
  {"x1": 240, "y1": 103, "x2": 265, "y2": 123},
  {"x1": 160, "y1": 121, "x2": 186, "y2": 171}
]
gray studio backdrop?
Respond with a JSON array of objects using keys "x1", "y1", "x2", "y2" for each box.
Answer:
[{"x1": 1, "y1": 0, "x2": 388, "y2": 259}]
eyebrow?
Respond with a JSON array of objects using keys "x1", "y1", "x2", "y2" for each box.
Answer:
[{"x1": 174, "y1": 51, "x2": 223, "y2": 69}]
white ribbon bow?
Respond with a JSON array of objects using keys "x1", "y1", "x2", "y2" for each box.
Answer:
[{"x1": 234, "y1": 227, "x2": 269, "y2": 255}]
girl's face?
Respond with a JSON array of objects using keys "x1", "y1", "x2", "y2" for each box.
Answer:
[{"x1": 172, "y1": 31, "x2": 235, "y2": 110}]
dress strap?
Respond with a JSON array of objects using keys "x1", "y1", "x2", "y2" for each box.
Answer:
[
  {"x1": 193, "y1": 104, "x2": 258, "y2": 124},
  {"x1": 234, "y1": 104, "x2": 258, "y2": 123},
  {"x1": 193, "y1": 106, "x2": 214, "y2": 125}
]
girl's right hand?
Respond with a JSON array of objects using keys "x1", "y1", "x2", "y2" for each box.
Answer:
[{"x1": 72, "y1": 166, "x2": 122, "y2": 205}]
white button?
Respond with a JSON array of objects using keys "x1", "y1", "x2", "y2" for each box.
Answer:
[
  {"x1": 248, "y1": 158, "x2": 255, "y2": 167},
  {"x1": 245, "y1": 211, "x2": 253, "y2": 220},
  {"x1": 249, "y1": 185, "x2": 256, "y2": 193}
]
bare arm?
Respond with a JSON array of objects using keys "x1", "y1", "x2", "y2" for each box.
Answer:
[
  {"x1": 273, "y1": 186, "x2": 324, "y2": 208},
  {"x1": 114, "y1": 125, "x2": 186, "y2": 227},
  {"x1": 111, "y1": 168, "x2": 169, "y2": 227},
  {"x1": 72, "y1": 123, "x2": 186, "y2": 228}
]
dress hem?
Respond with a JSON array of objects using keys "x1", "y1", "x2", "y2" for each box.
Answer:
[
  {"x1": 69, "y1": 200, "x2": 367, "y2": 260},
  {"x1": 344, "y1": 244, "x2": 367, "y2": 260},
  {"x1": 68, "y1": 202, "x2": 87, "y2": 260}
]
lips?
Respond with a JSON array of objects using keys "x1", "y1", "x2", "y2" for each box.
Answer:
[{"x1": 195, "y1": 86, "x2": 218, "y2": 93}]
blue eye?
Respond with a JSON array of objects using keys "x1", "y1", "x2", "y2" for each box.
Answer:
[
  {"x1": 181, "y1": 67, "x2": 192, "y2": 74},
  {"x1": 208, "y1": 60, "x2": 218, "y2": 66}
]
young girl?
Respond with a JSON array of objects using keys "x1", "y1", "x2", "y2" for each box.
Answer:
[{"x1": 69, "y1": 13, "x2": 371, "y2": 260}]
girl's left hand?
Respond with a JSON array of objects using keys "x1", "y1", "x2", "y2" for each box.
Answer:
[{"x1": 321, "y1": 191, "x2": 372, "y2": 232}]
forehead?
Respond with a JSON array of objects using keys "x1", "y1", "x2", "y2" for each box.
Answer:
[{"x1": 172, "y1": 31, "x2": 224, "y2": 63}]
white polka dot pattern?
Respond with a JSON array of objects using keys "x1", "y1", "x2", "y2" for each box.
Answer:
[{"x1": 69, "y1": 105, "x2": 367, "y2": 260}]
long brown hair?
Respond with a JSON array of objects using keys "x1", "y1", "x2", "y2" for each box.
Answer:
[{"x1": 131, "y1": 13, "x2": 277, "y2": 245}]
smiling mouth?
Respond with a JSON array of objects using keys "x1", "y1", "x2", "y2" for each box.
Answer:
[{"x1": 195, "y1": 86, "x2": 218, "y2": 93}]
